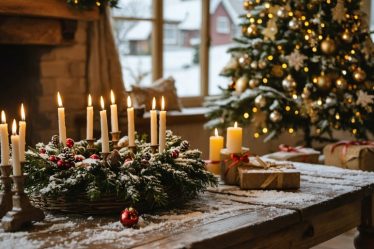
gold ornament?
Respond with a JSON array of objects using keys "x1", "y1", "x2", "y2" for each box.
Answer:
[
  {"x1": 341, "y1": 29, "x2": 353, "y2": 43},
  {"x1": 277, "y1": 8, "x2": 287, "y2": 18},
  {"x1": 335, "y1": 77, "x2": 348, "y2": 89},
  {"x1": 250, "y1": 61, "x2": 258, "y2": 69},
  {"x1": 269, "y1": 110, "x2": 282, "y2": 122},
  {"x1": 249, "y1": 79, "x2": 260, "y2": 88},
  {"x1": 243, "y1": 0, "x2": 254, "y2": 10},
  {"x1": 247, "y1": 24, "x2": 258, "y2": 36},
  {"x1": 258, "y1": 60, "x2": 267, "y2": 69},
  {"x1": 271, "y1": 65, "x2": 284, "y2": 78},
  {"x1": 316, "y1": 73, "x2": 332, "y2": 90},
  {"x1": 288, "y1": 18, "x2": 300, "y2": 30},
  {"x1": 353, "y1": 67, "x2": 367, "y2": 82},
  {"x1": 254, "y1": 95, "x2": 267, "y2": 108},
  {"x1": 235, "y1": 76, "x2": 249, "y2": 94},
  {"x1": 321, "y1": 37, "x2": 336, "y2": 54},
  {"x1": 282, "y1": 74, "x2": 297, "y2": 91}
]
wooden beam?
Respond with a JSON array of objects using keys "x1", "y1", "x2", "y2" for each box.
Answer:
[
  {"x1": 152, "y1": 0, "x2": 163, "y2": 82},
  {"x1": 200, "y1": 0, "x2": 210, "y2": 96},
  {"x1": 0, "y1": 0, "x2": 99, "y2": 21}
]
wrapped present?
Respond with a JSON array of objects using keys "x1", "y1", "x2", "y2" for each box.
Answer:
[
  {"x1": 263, "y1": 144, "x2": 320, "y2": 164},
  {"x1": 323, "y1": 141, "x2": 374, "y2": 171},
  {"x1": 239, "y1": 157, "x2": 300, "y2": 190},
  {"x1": 220, "y1": 148, "x2": 250, "y2": 185}
]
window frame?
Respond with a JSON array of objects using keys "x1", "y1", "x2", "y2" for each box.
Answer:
[{"x1": 216, "y1": 16, "x2": 230, "y2": 34}]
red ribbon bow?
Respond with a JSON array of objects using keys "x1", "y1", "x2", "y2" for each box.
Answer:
[
  {"x1": 331, "y1": 141, "x2": 374, "y2": 161},
  {"x1": 225, "y1": 151, "x2": 251, "y2": 176},
  {"x1": 278, "y1": 144, "x2": 304, "y2": 153}
]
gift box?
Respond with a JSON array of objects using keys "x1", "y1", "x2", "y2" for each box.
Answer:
[
  {"x1": 220, "y1": 147, "x2": 250, "y2": 185},
  {"x1": 323, "y1": 141, "x2": 374, "y2": 171},
  {"x1": 239, "y1": 157, "x2": 300, "y2": 190},
  {"x1": 263, "y1": 144, "x2": 320, "y2": 164}
]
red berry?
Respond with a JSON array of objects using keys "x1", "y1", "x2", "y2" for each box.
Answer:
[
  {"x1": 57, "y1": 160, "x2": 65, "y2": 168},
  {"x1": 39, "y1": 148, "x2": 46, "y2": 154},
  {"x1": 48, "y1": 155, "x2": 58, "y2": 162},
  {"x1": 120, "y1": 207, "x2": 139, "y2": 228},
  {"x1": 66, "y1": 138, "x2": 74, "y2": 148},
  {"x1": 74, "y1": 155, "x2": 85, "y2": 162},
  {"x1": 90, "y1": 154, "x2": 100, "y2": 160},
  {"x1": 170, "y1": 149, "x2": 179, "y2": 159}
]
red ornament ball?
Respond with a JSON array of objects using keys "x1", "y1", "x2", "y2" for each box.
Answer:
[
  {"x1": 48, "y1": 155, "x2": 58, "y2": 162},
  {"x1": 39, "y1": 148, "x2": 46, "y2": 154},
  {"x1": 120, "y1": 207, "x2": 139, "y2": 228},
  {"x1": 66, "y1": 138, "x2": 74, "y2": 148},
  {"x1": 74, "y1": 155, "x2": 85, "y2": 162},
  {"x1": 90, "y1": 154, "x2": 100, "y2": 160},
  {"x1": 170, "y1": 149, "x2": 179, "y2": 159},
  {"x1": 57, "y1": 160, "x2": 65, "y2": 168}
]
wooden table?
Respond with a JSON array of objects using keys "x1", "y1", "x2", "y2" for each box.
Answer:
[{"x1": 0, "y1": 162, "x2": 374, "y2": 249}]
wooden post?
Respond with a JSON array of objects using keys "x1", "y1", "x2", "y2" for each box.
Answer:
[
  {"x1": 354, "y1": 194, "x2": 374, "y2": 249},
  {"x1": 200, "y1": 0, "x2": 210, "y2": 96},
  {"x1": 152, "y1": 0, "x2": 163, "y2": 82}
]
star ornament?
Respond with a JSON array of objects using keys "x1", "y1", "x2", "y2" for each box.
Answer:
[
  {"x1": 356, "y1": 90, "x2": 374, "y2": 108},
  {"x1": 262, "y1": 19, "x2": 278, "y2": 41},
  {"x1": 332, "y1": 0, "x2": 347, "y2": 23},
  {"x1": 285, "y1": 49, "x2": 307, "y2": 71}
]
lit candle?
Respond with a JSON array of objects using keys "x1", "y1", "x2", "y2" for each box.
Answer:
[
  {"x1": 0, "y1": 111, "x2": 9, "y2": 165},
  {"x1": 87, "y1": 94, "x2": 94, "y2": 140},
  {"x1": 209, "y1": 128, "x2": 224, "y2": 161},
  {"x1": 226, "y1": 122, "x2": 242, "y2": 154},
  {"x1": 57, "y1": 92, "x2": 67, "y2": 146},
  {"x1": 159, "y1": 96, "x2": 166, "y2": 152},
  {"x1": 150, "y1": 97, "x2": 158, "y2": 146},
  {"x1": 19, "y1": 104, "x2": 26, "y2": 162},
  {"x1": 110, "y1": 90, "x2": 119, "y2": 133},
  {"x1": 100, "y1": 96, "x2": 110, "y2": 153},
  {"x1": 127, "y1": 96, "x2": 135, "y2": 147},
  {"x1": 11, "y1": 119, "x2": 21, "y2": 176}
]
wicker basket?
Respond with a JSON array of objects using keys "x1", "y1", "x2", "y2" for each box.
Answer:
[{"x1": 30, "y1": 194, "x2": 130, "y2": 215}]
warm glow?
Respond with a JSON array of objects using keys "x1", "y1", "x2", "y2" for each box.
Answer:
[
  {"x1": 214, "y1": 128, "x2": 219, "y2": 137},
  {"x1": 161, "y1": 96, "x2": 165, "y2": 111},
  {"x1": 152, "y1": 97, "x2": 156, "y2": 110},
  {"x1": 110, "y1": 90, "x2": 115, "y2": 105},
  {"x1": 1, "y1": 111, "x2": 5, "y2": 124},
  {"x1": 21, "y1": 103, "x2": 25, "y2": 121},
  {"x1": 57, "y1": 92, "x2": 63, "y2": 107},
  {"x1": 88, "y1": 94, "x2": 92, "y2": 107},
  {"x1": 127, "y1": 96, "x2": 132, "y2": 108},
  {"x1": 12, "y1": 119, "x2": 17, "y2": 135},
  {"x1": 234, "y1": 122, "x2": 238, "y2": 128},
  {"x1": 100, "y1": 96, "x2": 105, "y2": 110}
]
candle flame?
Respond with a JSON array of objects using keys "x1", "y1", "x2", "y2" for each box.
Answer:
[
  {"x1": 214, "y1": 128, "x2": 219, "y2": 137},
  {"x1": 57, "y1": 92, "x2": 63, "y2": 107},
  {"x1": 161, "y1": 96, "x2": 165, "y2": 111},
  {"x1": 100, "y1": 96, "x2": 105, "y2": 110},
  {"x1": 127, "y1": 96, "x2": 132, "y2": 108},
  {"x1": 12, "y1": 119, "x2": 17, "y2": 135},
  {"x1": 234, "y1": 122, "x2": 238, "y2": 128},
  {"x1": 21, "y1": 103, "x2": 25, "y2": 121},
  {"x1": 88, "y1": 94, "x2": 92, "y2": 107},
  {"x1": 110, "y1": 90, "x2": 115, "y2": 104},
  {"x1": 152, "y1": 97, "x2": 156, "y2": 110},
  {"x1": 1, "y1": 111, "x2": 5, "y2": 124}
]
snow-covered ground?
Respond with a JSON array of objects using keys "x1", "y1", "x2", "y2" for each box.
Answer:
[{"x1": 120, "y1": 44, "x2": 234, "y2": 96}]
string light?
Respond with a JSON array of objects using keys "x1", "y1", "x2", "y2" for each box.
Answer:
[
  {"x1": 294, "y1": 110, "x2": 299, "y2": 115},
  {"x1": 335, "y1": 113, "x2": 340, "y2": 120},
  {"x1": 288, "y1": 128, "x2": 294, "y2": 134},
  {"x1": 282, "y1": 63, "x2": 288, "y2": 69},
  {"x1": 254, "y1": 132, "x2": 260, "y2": 138},
  {"x1": 304, "y1": 67, "x2": 309, "y2": 72},
  {"x1": 351, "y1": 117, "x2": 356, "y2": 123},
  {"x1": 262, "y1": 127, "x2": 268, "y2": 133},
  {"x1": 263, "y1": 78, "x2": 268, "y2": 83},
  {"x1": 352, "y1": 129, "x2": 357, "y2": 134},
  {"x1": 267, "y1": 55, "x2": 273, "y2": 61},
  {"x1": 243, "y1": 112, "x2": 249, "y2": 119},
  {"x1": 252, "y1": 107, "x2": 258, "y2": 113},
  {"x1": 312, "y1": 47, "x2": 317, "y2": 52},
  {"x1": 285, "y1": 106, "x2": 291, "y2": 111}
]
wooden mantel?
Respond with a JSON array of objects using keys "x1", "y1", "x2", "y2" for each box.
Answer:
[{"x1": 0, "y1": 0, "x2": 99, "y2": 45}]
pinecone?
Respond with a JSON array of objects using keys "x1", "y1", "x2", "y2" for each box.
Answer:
[
  {"x1": 51, "y1": 135, "x2": 60, "y2": 147},
  {"x1": 60, "y1": 147, "x2": 75, "y2": 163},
  {"x1": 142, "y1": 152, "x2": 151, "y2": 161},
  {"x1": 179, "y1": 140, "x2": 190, "y2": 152}
]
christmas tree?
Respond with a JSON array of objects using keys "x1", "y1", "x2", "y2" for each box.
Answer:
[{"x1": 205, "y1": 0, "x2": 374, "y2": 145}]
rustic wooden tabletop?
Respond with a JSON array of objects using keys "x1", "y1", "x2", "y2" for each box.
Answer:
[{"x1": 1, "y1": 162, "x2": 374, "y2": 249}]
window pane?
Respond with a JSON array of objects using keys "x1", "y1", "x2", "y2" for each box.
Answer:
[
  {"x1": 209, "y1": 0, "x2": 244, "y2": 95},
  {"x1": 163, "y1": 0, "x2": 201, "y2": 97},
  {"x1": 112, "y1": 0, "x2": 152, "y2": 18}
]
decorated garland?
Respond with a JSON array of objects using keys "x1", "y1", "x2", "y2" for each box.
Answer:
[
  {"x1": 66, "y1": 0, "x2": 119, "y2": 10},
  {"x1": 24, "y1": 131, "x2": 217, "y2": 211}
]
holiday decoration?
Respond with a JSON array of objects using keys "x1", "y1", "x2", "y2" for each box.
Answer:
[
  {"x1": 324, "y1": 141, "x2": 374, "y2": 171},
  {"x1": 264, "y1": 144, "x2": 320, "y2": 164},
  {"x1": 220, "y1": 148, "x2": 250, "y2": 185},
  {"x1": 24, "y1": 131, "x2": 217, "y2": 214},
  {"x1": 120, "y1": 207, "x2": 139, "y2": 228},
  {"x1": 205, "y1": 0, "x2": 374, "y2": 145},
  {"x1": 66, "y1": 0, "x2": 118, "y2": 10}
]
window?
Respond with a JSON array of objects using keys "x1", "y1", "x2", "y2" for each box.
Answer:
[
  {"x1": 164, "y1": 24, "x2": 178, "y2": 45},
  {"x1": 216, "y1": 16, "x2": 230, "y2": 34}
]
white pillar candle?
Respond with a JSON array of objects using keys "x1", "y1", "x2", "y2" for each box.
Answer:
[
  {"x1": 226, "y1": 122, "x2": 242, "y2": 154},
  {"x1": 87, "y1": 94, "x2": 94, "y2": 140},
  {"x1": 110, "y1": 90, "x2": 119, "y2": 133},
  {"x1": 127, "y1": 96, "x2": 135, "y2": 147},
  {"x1": 11, "y1": 119, "x2": 21, "y2": 176},
  {"x1": 0, "y1": 111, "x2": 9, "y2": 166},
  {"x1": 57, "y1": 92, "x2": 67, "y2": 146},
  {"x1": 159, "y1": 96, "x2": 166, "y2": 152},
  {"x1": 209, "y1": 128, "x2": 224, "y2": 161},
  {"x1": 100, "y1": 96, "x2": 110, "y2": 153},
  {"x1": 150, "y1": 97, "x2": 158, "y2": 146},
  {"x1": 19, "y1": 104, "x2": 26, "y2": 162}
]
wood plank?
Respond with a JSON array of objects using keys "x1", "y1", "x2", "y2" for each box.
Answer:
[
  {"x1": 0, "y1": 0, "x2": 99, "y2": 21},
  {"x1": 0, "y1": 16, "x2": 65, "y2": 45}
]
